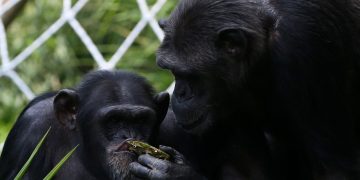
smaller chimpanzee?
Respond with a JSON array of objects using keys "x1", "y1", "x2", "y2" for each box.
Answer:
[{"x1": 0, "y1": 70, "x2": 169, "y2": 180}]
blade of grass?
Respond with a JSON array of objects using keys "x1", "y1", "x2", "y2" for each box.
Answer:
[
  {"x1": 14, "y1": 127, "x2": 51, "y2": 180},
  {"x1": 43, "y1": 144, "x2": 79, "y2": 180},
  {"x1": 0, "y1": 142, "x2": 4, "y2": 156}
]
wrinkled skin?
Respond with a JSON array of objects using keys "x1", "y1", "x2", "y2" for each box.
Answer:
[
  {"x1": 130, "y1": 0, "x2": 360, "y2": 179},
  {"x1": 0, "y1": 70, "x2": 169, "y2": 180},
  {"x1": 130, "y1": 145, "x2": 205, "y2": 180}
]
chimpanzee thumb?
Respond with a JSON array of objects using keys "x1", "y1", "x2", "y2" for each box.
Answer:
[{"x1": 159, "y1": 145, "x2": 186, "y2": 165}]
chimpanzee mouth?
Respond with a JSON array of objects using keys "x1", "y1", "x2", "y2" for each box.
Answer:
[
  {"x1": 108, "y1": 150, "x2": 136, "y2": 180},
  {"x1": 115, "y1": 138, "x2": 134, "y2": 153},
  {"x1": 178, "y1": 111, "x2": 208, "y2": 130}
]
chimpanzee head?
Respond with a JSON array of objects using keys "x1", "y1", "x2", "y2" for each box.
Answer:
[
  {"x1": 157, "y1": 0, "x2": 274, "y2": 135},
  {"x1": 54, "y1": 70, "x2": 169, "y2": 179}
]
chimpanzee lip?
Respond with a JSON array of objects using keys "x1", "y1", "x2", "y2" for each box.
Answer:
[
  {"x1": 179, "y1": 111, "x2": 208, "y2": 130},
  {"x1": 115, "y1": 138, "x2": 134, "y2": 152}
]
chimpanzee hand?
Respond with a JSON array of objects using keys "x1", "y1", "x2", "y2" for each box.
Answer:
[{"x1": 129, "y1": 145, "x2": 207, "y2": 180}]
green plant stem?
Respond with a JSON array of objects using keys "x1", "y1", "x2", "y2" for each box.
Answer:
[
  {"x1": 43, "y1": 145, "x2": 79, "y2": 180},
  {"x1": 14, "y1": 127, "x2": 51, "y2": 180}
]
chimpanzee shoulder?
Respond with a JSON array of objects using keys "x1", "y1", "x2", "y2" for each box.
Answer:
[{"x1": 0, "y1": 92, "x2": 57, "y2": 179}]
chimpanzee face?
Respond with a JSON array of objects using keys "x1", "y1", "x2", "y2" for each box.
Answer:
[
  {"x1": 54, "y1": 71, "x2": 169, "y2": 180},
  {"x1": 81, "y1": 75, "x2": 168, "y2": 179},
  {"x1": 94, "y1": 104, "x2": 158, "y2": 180},
  {"x1": 157, "y1": 0, "x2": 271, "y2": 135}
]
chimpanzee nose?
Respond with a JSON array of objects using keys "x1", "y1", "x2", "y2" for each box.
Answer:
[
  {"x1": 122, "y1": 135, "x2": 131, "y2": 140},
  {"x1": 122, "y1": 134, "x2": 140, "y2": 142},
  {"x1": 174, "y1": 79, "x2": 193, "y2": 103}
]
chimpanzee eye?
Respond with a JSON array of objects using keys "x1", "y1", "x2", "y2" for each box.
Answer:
[
  {"x1": 216, "y1": 28, "x2": 248, "y2": 58},
  {"x1": 103, "y1": 114, "x2": 118, "y2": 125},
  {"x1": 103, "y1": 118, "x2": 125, "y2": 141},
  {"x1": 224, "y1": 41, "x2": 241, "y2": 55},
  {"x1": 102, "y1": 114, "x2": 120, "y2": 130},
  {"x1": 107, "y1": 117, "x2": 118, "y2": 124}
]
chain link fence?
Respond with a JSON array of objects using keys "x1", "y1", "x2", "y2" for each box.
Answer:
[
  {"x1": 0, "y1": 0, "x2": 176, "y2": 153},
  {"x1": 0, "y1": 0, "x2": 174, "y2": 101}
]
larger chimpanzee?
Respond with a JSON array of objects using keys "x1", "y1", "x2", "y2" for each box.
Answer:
[
  {"x1": 129, "y1": 0, "x2": 360, "y2": 179},
  {"x1": 0, "y1": 70, "x2": 169, "y2": 180}
]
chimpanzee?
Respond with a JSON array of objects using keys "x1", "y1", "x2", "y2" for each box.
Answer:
[
  {"x1": 129, "y1": 0, "x2": 360, "y2": 179},
  {"x1": 0, "y1": 70, "x2": 169, "y2": 180}
]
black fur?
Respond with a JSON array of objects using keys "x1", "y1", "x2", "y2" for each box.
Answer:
[
  {"x1": 156, "y1": 0, "x2": 360, "y2": 179},
  {"x1": 0, "y1": 70, "x2": 169, "y2": 180}
]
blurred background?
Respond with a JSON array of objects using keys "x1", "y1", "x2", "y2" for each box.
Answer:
[{"x1": 0, "y1": 0, "x2": 177, "y2": 151}]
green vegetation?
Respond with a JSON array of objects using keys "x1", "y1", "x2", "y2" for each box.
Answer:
[
  {"x1": 0, "y1": 0, "x2": 176, "y2": 144},
  {"x1": 14, "y1": 127, "x2": 50, "y2": 180},
  {"x1": 13, "y1": 127, "x2": 78, "y2": 179},
  {"x1": 127, "y1": 140, "x2": 170, "y2": 160},
  {"x1": 43, "y1": 144, "x2": 79, "y2": 180}
]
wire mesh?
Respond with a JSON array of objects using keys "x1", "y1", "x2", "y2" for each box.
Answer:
[{"x1": 0, "y1": 0, "x2": 174, "y2": 101}]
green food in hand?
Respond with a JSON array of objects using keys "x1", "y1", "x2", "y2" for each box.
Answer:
[{"x1": 126, "y1": 140, "x2": 170, "y2": 160}]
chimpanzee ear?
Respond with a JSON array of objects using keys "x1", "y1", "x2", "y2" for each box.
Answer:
[
  {"x1": 54, "y1": 89, "x2": 79, "y2": 130},
  {"x1": 216, "y1": 28, "x2": 248, "y2": 58},
  {"x1": 158, "y1": 18, "x2": 168, "y2": 30},
  {"x1": 153, "y1": 92, "x2": 170, "y2": 123}
]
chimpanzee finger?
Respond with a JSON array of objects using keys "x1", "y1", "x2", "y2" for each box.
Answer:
[
  {"x1": 129, "y1": 162, "x2": 151, "y2": 178},
  {"x1": 130, "y1": 162, "x2": 165, "y2": 179},
  {"x1": 159, "y1": 145, "x2": 186, "y2": 164},
  {"x1": 138, "y1": 154, "x2": 169, "y2": 171}
]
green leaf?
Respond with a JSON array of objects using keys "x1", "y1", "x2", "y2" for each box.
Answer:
[
  {"x1": 43, "y1": 144, "x2": 79, "y2": 180},
  {"x1": 14, "y1": 127, "x2": 51, "y2": 180}
]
